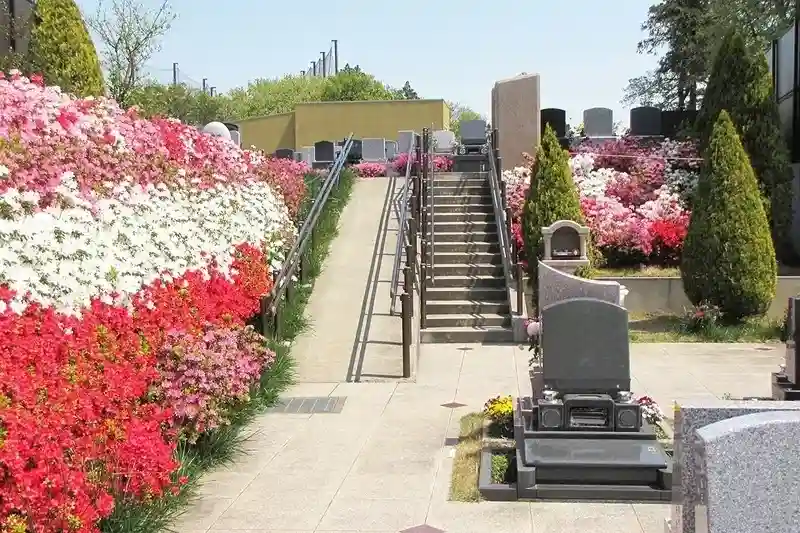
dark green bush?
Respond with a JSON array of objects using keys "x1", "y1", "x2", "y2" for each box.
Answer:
[
  {"x1": 26, "y1": 0, "x2": 104, "y2": 97},
  {"x1": 521, "y1": 124, "x2": 584, "y2": 270},
  {"x1": 696, "y1": 29, "x2": 795, "y2": 263},
  {"x1": 681, "y1": 110, "x2": 777, "y2": 322}
]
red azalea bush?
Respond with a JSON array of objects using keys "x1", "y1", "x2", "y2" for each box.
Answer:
[
  {"x1": 0, "y1": 243, "x2": 271, "y2": 532},
  {"x1": 352, "y1": 161, "x2": 387, "y2": 177}
]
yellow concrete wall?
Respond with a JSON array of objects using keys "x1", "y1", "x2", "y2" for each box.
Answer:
[
  {"x1": 235, "y1": 99, "x2": 450, "y2": 151},
  {"x1": 294, "y1": 99, "x2": 449, "y2": 148},
  {"x1": 237, "y1": 112, "x2": 295, "y2": 153}
]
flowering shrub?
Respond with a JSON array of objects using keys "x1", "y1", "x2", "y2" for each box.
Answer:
[
  {"x1": 157, "y1": 324, "x2": 275, "y2": 442},
  {"x1": 502, "y1": 137, "x2": 699, "y2": 266},
  {"x1": 682, "y1": 301, "x2": 722, "y2": 332},
  {"x1": 0, "y1": 72, "x2": 304, "y2": 532},
  {"x1": 353, "y1": 161, "x2": 387, "y2": 177},
  {"x1": 391, "y1": 152, "x2": 453, "y2": 173}
]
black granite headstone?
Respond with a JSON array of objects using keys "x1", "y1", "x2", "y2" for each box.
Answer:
[
  {"x1": 541, "y1": 108, "x2": 567, "y2": 139},
  {"x1": 629, "y1": 106, "x2": 662, "y2": 136},
  {"x1": 661, "y1": 110, "x2": 698, "y2": 138},
  {"x1": 541, "y1": 298, "x2": 630, "y2": 394},
  {"x1": 786, "y1": 297, "x2": 800, "y2": 384},
  {"x1": 461, "y1": 120, "x2": 487, "y2": 145},
  {"x1": 314, "y1": 140, "x2": 335, "y2": 162},
  {"x1": 274, "y1": 148, "x2": 294, "y2": 159}
]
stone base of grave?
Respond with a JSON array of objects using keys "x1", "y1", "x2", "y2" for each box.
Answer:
[
  {"x1": 480, "y1": 397, "x2": 673, "y2": 502},
  {"x1": 771, "y1": 372, "x2": 800, "y2": 400},
  {"x1": 451, "y1": 154, "x2": 487, "y2": 173}
]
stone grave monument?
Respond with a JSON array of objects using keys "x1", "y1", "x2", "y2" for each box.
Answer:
[
  {"x1": 692, "y1": 410, "x2": 800, "y2": 533},
  {"x1": 313, "y1": 140, "x2": 334, "y2": 169},
  {"x1": 453, "y1": 119, "x2": 488, "y2": 172},
  {"x1": 508, "y1": 297, "x2": 672, "y2": 501},
  {"x1": 540, "y1": 220, "x2": 590, "y2": 273},
  {"x1": 583, "y1": 107, "x2": 614, "y2": 138},
  {"x1": 362, "y1": 138, "x2": 387, "y2": 161},
  {"x1": 229, "y1": 130, "x2": 241, "y2": 147},
  {"x1": 491, "y1": 73, "x2": 541, "y2": 169},
  {"x1": 386, "y1": 140, "x2": 398, "y2": 160},
  {"x1": 300, "y1": 146, "x2": 314, "y2": 165},
  {"x1": 202, "y1": 121, "x2": 232, "y2": 141},
  {"x1": 397, "y1": 131, "x2": 415, "y2": 154},
  {"x1": 274, "y1": 148, "x2": 294, "y2": 159},
  {"x1": 667, "y1": 399, "x2": 800, "y2": 533},
  {"x1": 432, "y1": 130, "x2": 456, "y2": 154},
  {"x1": 540, "y1": 108, "x2": 567, "y2": 139},
  {"x1": 629, "y1": 106, "x2": 663, "y2": 137},
  {"x1": 772, "y1": 296, "x2": 800, "y2": 400}
]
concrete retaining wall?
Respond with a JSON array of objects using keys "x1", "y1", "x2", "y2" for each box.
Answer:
[{"x1": 523, "y1": 276, "x2": 800, "y2": 319}]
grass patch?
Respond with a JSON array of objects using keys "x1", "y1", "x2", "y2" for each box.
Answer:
[
  {"x1": 629, "y1": 312, "x2": 782, "y2": 343},
  {"x1": 100, "y1": 170, "x2": 355, "y2": 533},
  {"x1": 450, "y1": 412, "x2": 484, "y2": 502},
  {"x1": 490, "y1": 452, "x2": 516, "y2": 484},
  {"x1": 597, "y1": 266, "x2": 680, "y2": 278}
]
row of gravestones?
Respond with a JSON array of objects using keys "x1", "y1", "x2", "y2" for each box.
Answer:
[
  {"x1": 541, "y1": 107, "x2": 699, "y2": 139},
  {"x1": 271, "y1": 130, "x2": 421, "y2": 165},
  {"x1": 533, "y1": 258, "x2": 800, "y2": 533}
]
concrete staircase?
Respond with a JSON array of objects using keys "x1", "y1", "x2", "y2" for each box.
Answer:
[{"x1": 421, "y1": 171, "x2": 514, "y2": 343}]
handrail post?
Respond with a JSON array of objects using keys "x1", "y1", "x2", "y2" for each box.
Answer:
[
  {"x1": 401, "y1": 291, "x2": 412, "y2": 378},
  {"x1": 404, "y1": 257, "x2": 414, "y2": 312},
  {"x1": 420, "y1": 261, "x2": 427, "y2": 328}
]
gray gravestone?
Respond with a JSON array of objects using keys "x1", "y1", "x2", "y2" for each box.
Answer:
[
  {"x1": 537, "y1": 261, "x2": 623, "y2": 310},
  {"x1": 629, "y1": 106, "x2": 662, "y2": 136},
  {"x1": 433, "y1": 130, "x2": 456, "y2": 153},
  {"x1": 540, "y1": 298, "x2": 630, "y2": 394},
  {"x1": 397, "y1": 131, "x2": 414, "y2": 154},
  {"x1": 460, "y1": 120, "x2": 487, "y2": 144},
  {"x1": 274, "y1": 148, "x2": 294, "y2": 159},
  {"x1": 693, "y1": 411, "x2": 800, "y2": 533},
  {"x1": 293, "y1": 151, "x2": 302, "y2": 162},
  {"x1": 386, "y1": 140, "x2": 398, "y2": 160},
  {"x1": 362, "y1": 138, "x2": 387, "y2": 161},
  {"x1": 300, "y1": 146, "x2": 314, "y2": 164},
  {"x1": 314, "y1": 141, "x2": 334, "y2": 162},
  {"x1": 670, "y1": 400, "x2": 800, "y2": 533},
  {"x1": 229, "y1": 130, "x2": 241, "y2": 147},
  {"x1": 583, "y1": 107, "x2": 614, "y2": 137},
  {"x1": 785, "y1": 297, "x2": 799, "y2": 384}
]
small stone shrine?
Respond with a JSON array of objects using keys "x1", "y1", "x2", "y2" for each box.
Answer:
[
  {"x1": 772, "y1": 296, "x2": 800, "y2": 400},
  {"x1": 541, "y1": 220, "x2": 590, "y2": 273},
  {"x1": 508, "y1": 297, "x2": 672, "y2": 501}
]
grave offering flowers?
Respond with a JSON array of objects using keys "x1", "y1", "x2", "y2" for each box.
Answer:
[
  {"x1": 0, "y1": 71, "x2": 308, "y2": 532},
  {"x1": 502, "y1": 137, "x2": 700, "y2": 266},
  {"x1": 636, "y1": 395, "x2": 666, "y2": 426},
  {"x1": 392, "y1": 152, "x2": 453, "y2": 173}
]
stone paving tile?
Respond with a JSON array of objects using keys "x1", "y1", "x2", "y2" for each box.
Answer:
[
  {"x1": 316, "y1": 497, "x2": 430, "y2": 531},
  {"x1": 171, "y1": 496, "x2": 233, "y2": 533},
  {"x1": 529, "y1": 502, "x2": 644, "y2": 533},
  {"x1": 427, "y1": 501, "x2": 534, "y2": 533},
  {"x1": 211, "y1": 489, "x2": 337, "y2": 530}
]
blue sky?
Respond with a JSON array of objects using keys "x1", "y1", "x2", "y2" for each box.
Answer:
[{"x1": 76, "y1": 0, "x2": 661, "y2": 127}]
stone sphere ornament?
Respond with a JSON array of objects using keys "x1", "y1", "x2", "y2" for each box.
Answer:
[{"x1": 202, "y1": 121, "x2": 232, "y2": 141}]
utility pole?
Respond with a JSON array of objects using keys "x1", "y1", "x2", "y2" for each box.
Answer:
[
  {"x1": 333, "y1": 39, "x2": 339, "y2": 74},
  {"x1": 202, "y1": 78, "x2": 207, "y2": 93},
  {"x1": 172, "y1": 63, "x2": 178, "y2": 85},
  {"x1": 321, "y1": 51, "x2": 326, "y2": 77}
]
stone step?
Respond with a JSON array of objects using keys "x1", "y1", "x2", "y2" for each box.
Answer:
[
  {"x1": 426, "y1": 286, "x2": 507, "y2": 301},
  {"x1": 436, "y1": 241, "x2": 500, "y2": 254},
  {"x1": 425, "y1": 313, "x2": 510, "y2": 328},
  {"x1": 432, "y1": 263, "x2": 505, "y2": 277},
  {"x1": 433, "y1": 212, "x2": 495, "y2": 222},
  {"x1": 433, "y1": 172, "x2": 488, "y2": 180},
  {"x1": 432, "y1": 194, "x2": 493, "y2": 206},
  {"x1": 433, "y1": 222, "x2": 497, "y2": 234},
  {"x1": 433, "y1": 251, "x2": 501, "y2": 264},
  {"x1": 420, "y1": 326, "x2": 514, "y2": 344},
  {"x1": 433, "y1": 231, "x2": 498, "y2": 243},
  {"x1": 433, "y1": 203, "x2": 493, "y2": 214},
  {"x1": 433, "y1": 185, "x2": 490, "y2": 196},
  {"x1": 426, "y1": 299, "x2": 511, "y2": 314},
  {"x1": 433, "y1": 275, "x2": 505, "y2": 288}
]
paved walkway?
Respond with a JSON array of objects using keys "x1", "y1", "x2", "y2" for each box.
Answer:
[
  {"x1": 292, "y1": 176, "x2": 410, "y2": 382},
  {"x1": 172, "y1": 342, "x2": 781, "y2": 533}
]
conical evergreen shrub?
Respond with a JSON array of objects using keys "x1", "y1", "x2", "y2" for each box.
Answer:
[
  {"x1": 521, "y1": 124, "x2": 584, "y2": 270},
  {"x1": 681, "y1": 110, "x2": 777, "y2": 322},
  {"x1": 696, "y1": 29, "x2": 795, "y2": 263},
  {"x1": 26, "y1": 0, "x2": 104, "y2": 97}
]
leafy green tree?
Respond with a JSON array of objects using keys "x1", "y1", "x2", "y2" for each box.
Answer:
[
  {"x1": 522, "y1": 125, "x2": 585, "y2": 269},
  {"x1": 400, "y1": 81, "x2": 419, "y2": 99},
  {"x1": 447, "y1": 101, "x2": 483, "y2": 139},
  {"x1": 220, "y1": 76, "x2": 326, "y2": 119},
  {"x1": 681, "y1": 110, "x2": 776, "y2": 322},
  {"x1": 320, "y1": 69, "x2": 396, "y2": 101},
  {"x1": 127, "y1": 82, "x2": 222, "y2": 125},
  {"x1": 26, "y1": 0, "x2": 104, "y2": 97},
  {"x1": 696, "y1": 29, "x2": 795, "y2": 262}
]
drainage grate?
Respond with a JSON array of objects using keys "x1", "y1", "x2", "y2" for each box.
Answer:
[
  {"x1": 266, "y1": 396, "x2": 347, "y2": 414},
  {"x1": 443, "y1": 437, "x2": 460, "y2": 447}
]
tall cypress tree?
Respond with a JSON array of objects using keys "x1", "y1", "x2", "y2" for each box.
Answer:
[{"x1": 695, "y1": 29, "x2": 795, "y2": 263}]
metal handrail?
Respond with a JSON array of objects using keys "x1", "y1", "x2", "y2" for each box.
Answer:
[
  {"x1": 262, "y1": 134, "x2": 354, "y2": 324},
  {"x1": 486, "y1": 132, "x2": 515, "y2": 304},
  {"x1": 426, "y1": 134, "x2": 436, "y2": 284},
  {"x1": 389, "y1": 137, "x2": 416, "y2": 314}
]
